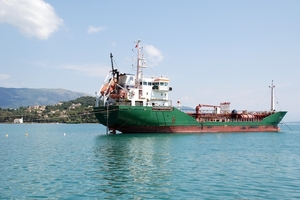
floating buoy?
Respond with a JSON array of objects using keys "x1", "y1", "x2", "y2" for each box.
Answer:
[
  {"x1": 64, "y1": 133, "x2": 66, "y2": 136},
  {"x1": 25, "y1": 133, "x2": 28, "y2": 137},
  {"x1": 6, "y1": 134, "x2": 8, "y2": 137}
]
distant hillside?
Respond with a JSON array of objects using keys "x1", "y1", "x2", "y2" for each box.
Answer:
[{"x1": 0, "y1": 87, "x2": 90, "y2": 108}]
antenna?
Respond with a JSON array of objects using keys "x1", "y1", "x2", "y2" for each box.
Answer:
[{"x1": 110, "y1": 53, "x2": 114, "y2": 74}]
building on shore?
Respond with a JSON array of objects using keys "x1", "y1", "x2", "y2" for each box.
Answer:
[{"x1": 14, "y1": 117, "x2": 23, "y2": 124}]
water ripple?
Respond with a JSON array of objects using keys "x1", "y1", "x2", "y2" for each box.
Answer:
[{"x1": 1, "y1": 124, "x2": 300, "y2": 199}]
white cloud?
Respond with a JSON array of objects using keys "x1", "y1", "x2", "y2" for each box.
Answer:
[
  {"x1": 144, "y1": 45, "x2": 164, "y2": 66},
  {"x1": 87, "y1": 26, "x2": 106, "y2": 34},
  {"x1": 0, "y1": 74, "x2": 10, "y2": 81},
  {"x1": 111, "y1": 42, "x2": 117, "y2": 47},
  {"x1": 0, "y1": 0, "x2": 63, "y2": 40},
  {"x1": 61, "y1": 63, "x2": 110, "y2": 77},
  {"x1": 0, "y1": 73, "x2": 10, "y2": 80}
]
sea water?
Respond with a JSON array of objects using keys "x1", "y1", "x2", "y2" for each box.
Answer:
[{"x1": 0, "y1": 123, "x2": 299, "y2": 199}]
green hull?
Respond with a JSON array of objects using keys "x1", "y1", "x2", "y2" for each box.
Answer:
[{"x1": 93, "y1": 106, "x2": 287, "y2": 133}]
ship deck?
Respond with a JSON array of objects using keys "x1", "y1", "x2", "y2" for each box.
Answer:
[{"x1": 186, "y1": 111, "x2": 272, "y2": 123}]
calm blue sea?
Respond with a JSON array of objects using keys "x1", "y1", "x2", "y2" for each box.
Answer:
[{"x1": 1, "y1": 123, "x2": 300, "y2": 199}]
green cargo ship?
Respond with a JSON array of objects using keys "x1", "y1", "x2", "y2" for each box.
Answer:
[{"x1": 93, "y1": 40, "x2": 287, "y2": 134}]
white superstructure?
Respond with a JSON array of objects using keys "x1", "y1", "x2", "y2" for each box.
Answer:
[{"x1": 96, "y1": 40, "x2": 172, "y2": 107}]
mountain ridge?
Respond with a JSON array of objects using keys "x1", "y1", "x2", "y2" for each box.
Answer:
[{"x1": 0, "y1": 87, "x2": 91, "y2": 108}]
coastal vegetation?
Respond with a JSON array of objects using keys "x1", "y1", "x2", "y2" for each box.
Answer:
[
  {"x1": 0, "y1": 96, "x2": 98, "y2": 123},
  {"x1": 0, "y1": 87, "x2": 88, "y2": 109}
]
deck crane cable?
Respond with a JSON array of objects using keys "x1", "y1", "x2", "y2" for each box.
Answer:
[
  {"x1": 113, "y1": 58, "x2": 119, "y2": 72},
  {"x1": 274, "y1": 91, "x2": 282, "y2": 110},
  {"x1": 251, "y1": 91, "x2": 269, "y2": 112},
  {"x1": 281, "y1": 120, "x2": 292, "y2": 131},
  {"x1": 274, "y1": 91, "x2": 292, "y2": 131}
]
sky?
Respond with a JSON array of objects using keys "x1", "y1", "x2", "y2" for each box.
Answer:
[{"x1": 0, "y1": 0, "x2": 299, "y2": 121}]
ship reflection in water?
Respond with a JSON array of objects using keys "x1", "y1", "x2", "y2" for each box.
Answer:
[
  {"x1": 94, "y1": 134, "x2": 173, "y2": 190},
  {"x1": 93, "y1": 127, "x2": 300, "y2": 199}
]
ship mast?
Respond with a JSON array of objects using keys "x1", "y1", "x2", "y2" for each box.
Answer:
[
  {"x1": 136, "y1": 39, "x2": 142, "y2": 80},
  {"x1": 135, "y1": 39, "x2": 146, "y2": 86},
  {"x1": 269, "y1": 80, "x2": 275, "y2": 112}
]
